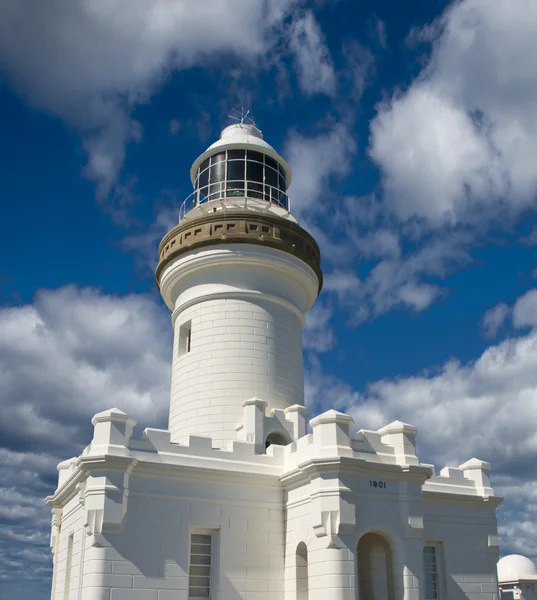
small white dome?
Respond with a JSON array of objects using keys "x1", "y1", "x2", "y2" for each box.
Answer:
[
  {"x1": 498, "y1": 554, "x2": 537, "y2": 582},
  {"x1": 207, "y1": 123, "x2": 275, "y2": 153}
]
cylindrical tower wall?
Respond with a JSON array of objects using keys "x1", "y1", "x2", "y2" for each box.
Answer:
[
  {"x1": 158, "y1": 239, "x2": 320, "y2": 447},
  {"x1": 169, "y1": 296, "x2": 304, "y2": 445}
]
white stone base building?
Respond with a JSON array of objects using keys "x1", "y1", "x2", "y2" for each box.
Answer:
[{"x1": 47, "y1": 123, "x2": 503, "y2": 600}]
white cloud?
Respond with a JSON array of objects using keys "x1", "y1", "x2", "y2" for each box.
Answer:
[
  {"x1": 285, "y1": 123, "x2": 356, "y2": 214},
  {"x1": 0, "y1": 286, "x2": 171, "y2": 452},
  {"x1": 287, "y1": 9, "x2": 336, "y2": 96},
  {"x1": 0, "y1": 0, "x2": 300, "y2": 196},
  {"x1": 330, "y1": 232, "x2": 471, "y2": 323},
  {"x1": 304, "y1": 302, "x2": 336, "y2": 353},
  {"x1": 122, "y1": 205, "x2": 180, "y2": 271},
  {"x1": 369, "y1": 0, "x2": 537, "y2": 228},
  {"x1": 513, "y1": 289, "x2": 537, "y2": 329},
  {"x1": 481, "y1": 302, "x2": 510, "y2": 338},
  {"x1": 370, "y1": 86, "x2": 498, "y2": 225},
  {"x1": 350, "y1": 228, "x2": 401, "y2": 260},
  {"x1": 340, "y1": 40, "x2": 375, "y2": 103},
  {"x1": 323, "y1": 270, "x2": 360, "y2": 294}
]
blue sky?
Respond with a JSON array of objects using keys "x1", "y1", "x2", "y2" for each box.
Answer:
[{"x1": 2, "y1": 0, "x2": 537, "y2": 597}]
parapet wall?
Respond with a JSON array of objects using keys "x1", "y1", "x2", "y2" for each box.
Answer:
[{"x1": 49, "y1": 404, "x2": 498, "y2": 504}]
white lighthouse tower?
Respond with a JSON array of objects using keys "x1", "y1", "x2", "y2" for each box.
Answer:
[
  {"x1": 156, "y1": 122, "x2": 321, "y2": 448},
  {"x1": 47, "y1": 120, "x2": 503, "y2": 600}
]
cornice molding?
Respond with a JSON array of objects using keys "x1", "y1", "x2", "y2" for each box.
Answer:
[{"x1": 156, "y1": 210, "x2": 322, "y2": 291}]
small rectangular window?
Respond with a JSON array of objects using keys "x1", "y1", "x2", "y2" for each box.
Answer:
[
  {"x1": 423, "y1": 545, "x2": 441, "y2": 600},
  {"x1": 178, "y1": 321, "x2": 192, "y2": 357},
  {"x1": 189, "y1": 532, "x2": 213, "y2": 599}
]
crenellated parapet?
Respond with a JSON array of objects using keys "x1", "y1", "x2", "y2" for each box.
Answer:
[
  {"x1": 46, "y1": 404, "x2": 501, "y2": 556},
  {"x1": 423, "y1": 457, "x2": 496, "y2": 498}
]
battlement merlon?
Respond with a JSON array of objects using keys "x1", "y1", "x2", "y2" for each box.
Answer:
[
  {"x1": 423, "y1": 457, "x2": 500, "y2": 502},
  {"x1": 46, "y1": 408, "x2": 501, "y2": 511}
]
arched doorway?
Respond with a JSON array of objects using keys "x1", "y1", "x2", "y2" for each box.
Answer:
[
  {"x1": 296, "y1": 542, "x2": 308, "y2": 600},
  {"x1": 265, "y1": 431, "x2": 289, "y2": 449},
  {"x1": 357, "y1": 533, "x2": 394, "y2": 600}
]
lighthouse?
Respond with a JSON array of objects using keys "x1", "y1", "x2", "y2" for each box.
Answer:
[
  {"x1": 47, "y1": 120, "x2": 502, "y2": 600},
  {"x1": 156, "y1": 122, "x2": 322, "y2": 447}
]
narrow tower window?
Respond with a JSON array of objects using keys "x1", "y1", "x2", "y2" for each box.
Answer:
[
  {"x1": 189, "y1": 532, "x2": 214, "y2": 599},
  {"x1": 296, "y1": 542, "x2": 309, "y2": 600},
  {"x1": 63, "y1": 533, "x2": 74, "y2": 600},
  {"x1": 423, "y1": 545, "x2": 441, "y2": 600},
  {"x1": 178, "y1": 320, "x2": 192, "y2": 357}
]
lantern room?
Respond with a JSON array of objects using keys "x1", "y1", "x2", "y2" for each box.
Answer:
[{"x1": 181, "y1": 122, "x2": 294, "y2": 221}]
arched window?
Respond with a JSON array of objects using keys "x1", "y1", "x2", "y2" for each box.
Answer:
[
  {"x1": 265, "y1": 432, "x2": 289, "y2": 450},
  {"x1": 296, "y1": 542, "x2": 309, "y2": 600},
  {"x1": 357, "y1": 533, "x2": 394, "y2": 600}
]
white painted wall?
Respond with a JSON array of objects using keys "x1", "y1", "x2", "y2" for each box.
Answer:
[
  {"x1": 58, "y1": 471, "x2": 285, "y2": 600},
  {"x1": 170, "y1": 296, "x2": 304, "y2": 445},
  {"x1": 159, "y1": 244, "x2": 320, "y2": 446},
  {"x1": 51, "y1": 495, "x2": 84, "y2": 600}
]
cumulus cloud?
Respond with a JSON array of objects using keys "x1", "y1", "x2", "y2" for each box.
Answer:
[
  {"x1": 0, "y1": 0, "x2": 317, "y2": 197},
  {"x1": 0, "y1": 286, "x2": 171, "y2": 448},
  {"x1": 285, "y1": 123, "x2": 356, "y2": 214},
  {"x1": 303, "y1": 302, "x2": 336, "y2": 353},
  {"x1": 326, "y1": 231, "x2": 472, "y2": 323},
  {"x1": 481, "y1": 302, "x2": 510, "y2": 338},
  {"x1": 0, "y1": 286, "x2": 171, "y2": 593},
  {"x1": 513, "y1": 289, "x2": 537, "y2": 329},
  {"x1": 369, "y1": 0, "x2": 537, "y2": 228}
]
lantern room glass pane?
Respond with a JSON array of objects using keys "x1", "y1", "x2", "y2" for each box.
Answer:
[
  {"x1": 228, "y1": 149, "x2": 245, "y2": 160},
  {"x1": 227, "y1": 181, "x2": 244, "y2": 195},
  {"x1": 265, "y1": 165, "x2": 278, "y2": 188},
  {"x1": 227, "y1": 160, "x2": 245, "y2": 181},
  {"x1": 247, "y1": 181, "x2": 263, "y2": 199},
  {"x1": 209, "y1": 161, "x2": 226, "y2": 184},
  {"x1": 246, "y1": 160, "x2": 263, "y2": 184},
  {"x1": 247, "y1": 150, "x2": 264, "y2": 163},
  {"x1": 211, "y1": 152, "x2": 225, "y2": 163},
  {"x1": 198, "y1": 169, "x2": 209, "y2": 189},
  {"x1": 265, "y1": 155, "x2": 277, "y2": 170},
  {"x1": 209, "y1": 183, "x2": 222, "y2": 199}
]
